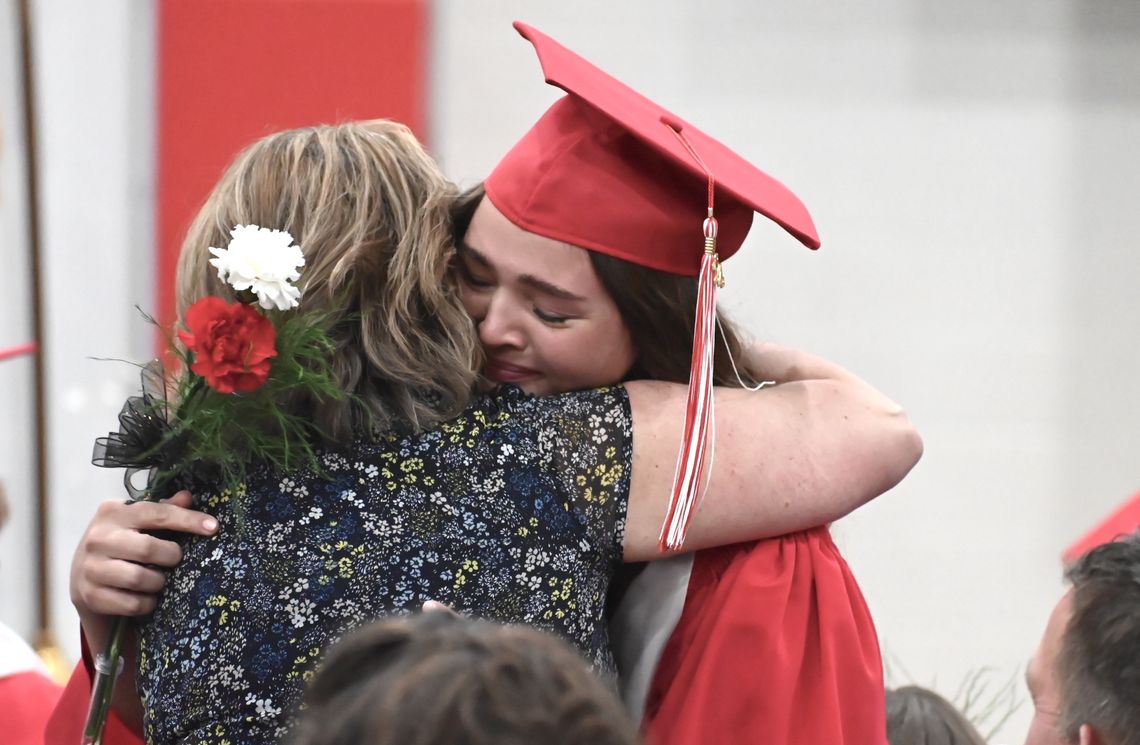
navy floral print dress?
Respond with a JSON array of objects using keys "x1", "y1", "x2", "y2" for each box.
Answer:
[{"x1": 136, "y1": 385, "x2": 633, "y2": 744}]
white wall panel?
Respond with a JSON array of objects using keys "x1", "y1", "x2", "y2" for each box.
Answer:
[
  {"x1": 0, "y1": 0, "x2": 155, "y2": 663},
  {"x1": 0, "y1": 0, "x2": 39, "y2": 642}
]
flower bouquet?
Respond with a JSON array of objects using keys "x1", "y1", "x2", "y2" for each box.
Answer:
[{"x1": 83, "y1": 225, "x2": 343, "y2": 744}]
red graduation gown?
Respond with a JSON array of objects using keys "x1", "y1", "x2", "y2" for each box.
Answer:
[
  {"x1": 635, "y1": 527, "x2": 887, "y2": 745},
  {"x1": 0, "y1": 621, "x2": 63, "y2": 745},
  {"x1": 0, "y1": 671, "x2": 62, "y2": 745}
]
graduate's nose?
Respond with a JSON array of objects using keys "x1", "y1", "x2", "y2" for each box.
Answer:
[{"x1": 477, "y1": 292, "x2": 526, "y2": 350}]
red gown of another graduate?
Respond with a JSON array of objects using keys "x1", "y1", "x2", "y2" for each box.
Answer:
[
  {"x1": 0, "y1": 622, "x2": 64, "y2": 745},
  {"x1": 0, "y1": 671, "x2": 62, "y2": 745},
  {"x1": 615, "y1": 527, "x2": 887, "y2": 745}
]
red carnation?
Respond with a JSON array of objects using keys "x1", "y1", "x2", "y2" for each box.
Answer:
[{"x1": 177, "y1": 297, "x2": 277, "y2": 394}]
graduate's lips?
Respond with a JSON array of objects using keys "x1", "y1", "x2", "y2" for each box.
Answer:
[{"x1": 485, "y1": 358, "x2": 540, "y2": 383}]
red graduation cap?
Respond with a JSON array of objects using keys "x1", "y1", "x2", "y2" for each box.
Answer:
[
  {"x1": 1063, "y1": 490, "x2": 1140, "y2": 562},
  {"x1": 486, "y1": 22, "x2": 820, "y2": 551},
  {"x1": 486, "y1": 22, "x2": 819, "y2": 277}
]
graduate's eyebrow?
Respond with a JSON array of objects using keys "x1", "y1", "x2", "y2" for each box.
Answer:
[
  {"x1": 460, "y1": 244, "x2": 587, "y2": 303},
  {"x1": 458, "y1": 241, "x2": 490, "y2": 266}
]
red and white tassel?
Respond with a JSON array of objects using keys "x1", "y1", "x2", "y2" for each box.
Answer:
[{"x1": 659, "y1": 214, "x2": 721, "y2": 552}]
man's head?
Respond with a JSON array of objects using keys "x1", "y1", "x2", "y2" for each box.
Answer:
[{"x1": 1026, "y1": 531, "x2": 1140, "y2": 745}]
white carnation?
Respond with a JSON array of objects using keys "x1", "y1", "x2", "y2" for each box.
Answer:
[{"x1": 208, "y1": 224, "x2": 305, "y2": 311}]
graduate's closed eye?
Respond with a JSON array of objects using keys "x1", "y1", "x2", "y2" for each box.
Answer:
[
  {"x1": 533, "y1": 307, "x2": 571, "y2": 324},
  {"x1": 458, "y1": 264, "x2": 493, "y2": 289}
]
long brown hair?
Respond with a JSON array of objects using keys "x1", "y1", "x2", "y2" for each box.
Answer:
[
  {"x1": 176, "y1": 121, "x2": 482, "y2": 443},
  {"x1": 452, "y1": 184, "x2": 764, "y2": 387},
  {"x1": 289, "y1": 613, "x2": 639, "y2": 745}
]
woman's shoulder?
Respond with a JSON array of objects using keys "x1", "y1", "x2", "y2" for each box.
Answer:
[
  {"x1": 208, "y1": 385, "x2": 633, "y2": 502},
  {"x1": 478, "y1": 384, "x2": 631, "y2": 423},
  {"x1": 310, "y1": 385, "x2": 631, "y2": 455}
]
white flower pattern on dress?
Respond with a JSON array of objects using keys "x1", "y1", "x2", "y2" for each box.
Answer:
[{"x1": 138, "y1": 385, "x2": 632, "y2": 745}]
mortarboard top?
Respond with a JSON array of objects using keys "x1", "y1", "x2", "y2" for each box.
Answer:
[{"x1": 485, "y1": 21, "x2": 820, "y2": 278}]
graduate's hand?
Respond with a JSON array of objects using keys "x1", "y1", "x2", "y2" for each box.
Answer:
[
  {"x1": 69, "y1": 491, "x2": 218, "y2": 619},
  {"x1": 67, "y1": 492, "x2": 213, "y2": 739}
]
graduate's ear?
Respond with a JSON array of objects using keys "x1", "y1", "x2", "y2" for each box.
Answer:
[{"x1": 1077, "y1": 723, "x2": 1103, "y2": 745}]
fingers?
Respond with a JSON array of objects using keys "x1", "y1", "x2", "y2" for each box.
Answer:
[
  {"x1": 83, "y1": 514, "x2": 186, "y2": 568},
  {"x1": 74, "y1": 555, "x2": 169, "y2": 616},
  {"x1": 129, "y1": 492, "x2": 219, "y2": 536},
  {"x1": 69, "y1": 491, "x2": 217, "y2": 618},
  {"x1": 91, "y1": 495, "x2": 217, "y2": 538},
  {"x1": 84, "y1": 586, "x2": 158, "y2": 617},
  {"x1": 87, "y1": 558, "x2": 167, "y2": 595},
  {"x1": 107, "y1": 531, "x2": 184, "y2": 568},
  {"x1": 163, "y1": 490, "x2": 195, "y2": 509}
]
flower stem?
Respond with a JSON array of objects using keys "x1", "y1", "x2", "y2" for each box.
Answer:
[{"x1": 81, "y1": 615, "x2": 127, "y2": 745}]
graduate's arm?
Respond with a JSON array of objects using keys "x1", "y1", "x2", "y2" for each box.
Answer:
[
  {"x1": 621, "y1": 360, "x2": 921, "y2": 561},
  {"x1": 70, "y1": 492, "x2": 218, "y2": 732}
]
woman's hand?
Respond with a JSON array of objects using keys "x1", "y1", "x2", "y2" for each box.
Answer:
[{"x1": 70, "y1": 490, "x2": 218, "y2": 620}]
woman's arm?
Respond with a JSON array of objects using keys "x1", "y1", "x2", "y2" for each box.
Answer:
[
  {"x1": 622, "y1": 345, "x2": 922, "y2": 561},
  {"x1": 69, "y1": 492, "x2": 218, "y2": 732}
]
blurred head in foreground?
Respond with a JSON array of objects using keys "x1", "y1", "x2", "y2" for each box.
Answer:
[
  {"x1": 290, "y1": 612, "x2": 639, "y2": 745},
  {"x1": 886, "y1": 685, "x2": 987, "y2": 745}
]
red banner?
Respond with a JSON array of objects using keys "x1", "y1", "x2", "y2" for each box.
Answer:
[{"x1": 157, "y1": 0, "x2": 429, "y2": 340}]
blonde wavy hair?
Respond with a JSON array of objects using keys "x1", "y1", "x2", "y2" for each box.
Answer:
[{"x1": 176, "y1": 120, "x2": 482, "y2": 443}]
